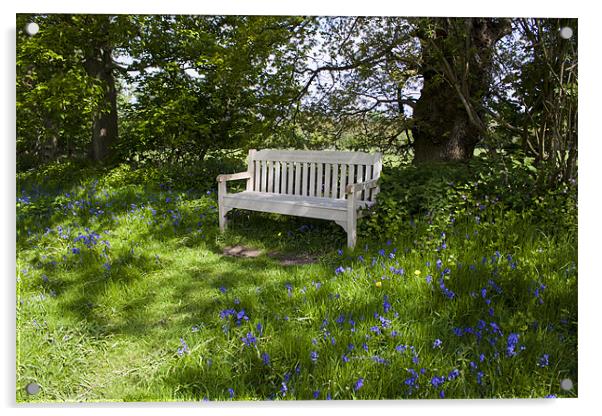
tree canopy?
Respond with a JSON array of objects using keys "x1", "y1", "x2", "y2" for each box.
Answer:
[{"x1": 16, "y1": 14, "x2": 577, "y2": 185}]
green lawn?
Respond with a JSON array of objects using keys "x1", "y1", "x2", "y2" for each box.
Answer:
[{"x1": 16, "y1": 164, "x2": 577, "y2": 401}]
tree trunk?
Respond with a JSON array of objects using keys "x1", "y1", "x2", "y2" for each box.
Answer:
[
  {"x1": 412, "y1": 18, "x2": 511, "y2": 163},
  {"x1": 83, "y1": 22, "x2": 118, "y2": 162}
]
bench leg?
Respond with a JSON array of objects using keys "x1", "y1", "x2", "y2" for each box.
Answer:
[
  {"x1": 218, "y1": 206, "x2": 228, "y2": 232},
  {"x1": 218, "y1": 180, "x2": 228, "y2": 232},
  {"x1": 346, "y1": 195, "x2": 357, "y2": 249},
  {"x1": 346, "y1": 215, "x2": 357, "y2": 248}
]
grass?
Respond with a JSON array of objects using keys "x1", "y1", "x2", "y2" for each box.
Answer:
[{"x1": 16, "y1": 162, "x2": 577, "y2": 402}]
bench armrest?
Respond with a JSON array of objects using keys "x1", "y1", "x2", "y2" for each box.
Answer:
[
  {"x1": 345, "y1": 179, "x2": 379, "y2": 195},
  {"x1": 216, "y1": 171, "x2": 252, "y2": 183}
]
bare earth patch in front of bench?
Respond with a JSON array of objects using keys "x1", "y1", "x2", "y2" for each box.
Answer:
[
  {"x1": 267, "y1": 251, "x2": 319, "y2": 266},
  {"x1": 222, "y1": 245, "x2": 262, "y2": 258},
  {"x1": 222, "y1": 245, "x2": 318, "y2": 265}
]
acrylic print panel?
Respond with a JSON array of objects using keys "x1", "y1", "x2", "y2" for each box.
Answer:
[{"x1": 15, "y1": 11, "x2": 577, "y2": 403}]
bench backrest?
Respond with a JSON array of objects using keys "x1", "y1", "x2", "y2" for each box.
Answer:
[{"x1": 246, "y1": 149, "x2": 382, "y2": 202}]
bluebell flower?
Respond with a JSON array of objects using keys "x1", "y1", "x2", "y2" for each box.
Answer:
[
  {"x1": 395, "y1": 345, "x2": 407, "y2": 353},
  {"x1": 280, "y1": 382, "x2": 288, "y2": 396},
  {"x1": 313, "y1": 390, "x2": 320, "y2": 399},
  {"x1": 336, "y1": 314, "x2": 345, "y2": 325},
  {"x1": 228, "y1": 388, "x2": 234, "y2": 398},
  {"x1": 337, "y1": 249, "x2": 343, "y2": 256},
  {"x1": 372, "y1": 356, "x2": 387, "y2": 364},
  {"x1": 370, "y1": 326, "x2": 381, "y2": 335},
  {"x1": 353, "y1": 378, "x2": 364, "y2": 391},
  {"x1": 431, "y1": 375, "x2": 445, "y2": 388},
  {"x1": 383, "y1": 295, "x2": 391, "y2": 313},
  {"x1": 261, "y1": 352, "x2": 270, "y2": 366},
  {"x1": 447, "y1": 369, "x2": 460, "y2": 380},
  {"x1": 310, "y1": 351, "x2": 318, "y2": 363},
  {"x1": 426, "y1": 275, "x2": 433, "y2": 284},
  {"x1": 436, "y1": 259, "x2": 443, "y2": 270},
  {"x1": 506, "y1": 333, "x2": 519, "y2": 357},
  {"x1": 256, "y1": 322, "x2": 263, "y2": 336},
  {"x1": 335, "y1": 266, "x2": 345, "y2": 275},
  {"x1": 177, "y1": 338, "x2": 189, "y2": 356},
  {"x1": 71, "y1": 247, "x2": 80, "y2": 255},
  {"x1": 538, "y1": 354, "x2": 550, "y2": 368},
  {"x1": 412, "y1": 355, "x2": 419, "y2": 364},
  {"x1": 439, "y1": 390, "x2": 445, "y2": 398},
  {"x1": 433, "y1": 339, "x2": 442, "y2": 349},
  {"x1": 241, "y1": 332, "x2": 257, "y2": 347},
  {"x1": 545, "y1": 394, "x2": 557, "y2": 398},
  {"x1": 326, "y1": 392, "x2": 332, "y2": 400},
  {"x1": 342, "y1": 354, "x2": 350, "y2": 363},
  {"x1": 476, "y1": 371, "x2": 484, "y2": 385},
  {"x1": 362, "y1": 343, "x2": 369, "y2": 351},
  {"x1": 378, "y1": 249, "x2": 385, "y2": 256}
]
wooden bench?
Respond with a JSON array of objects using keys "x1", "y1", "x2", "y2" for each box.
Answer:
[{"x1": 216, "y1": 149, "x2": 382, "y2": 248}]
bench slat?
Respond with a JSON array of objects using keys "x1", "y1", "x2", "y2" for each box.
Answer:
[
  {"x1": 340, "y1": 164, "x2": 347, "y2": 200},
  {"x1": 302, "y1": 162, "x2": 308, "y2": 196},
  {"x1": 267, "y1": 161, "x2": 274, "y2": 193},
  {"x1": 357, "y1": 164, "x2": 364, "y2": 200},
  {"x1": 309, "y1": 162, "x2": 316, "y2": 197},
  {"x1": 294, "y1": 162, "x2": 301, "y2": 196},
  {"x1": 254, "y1": 160, "x2": 260, "y2": 192},
  {"x1": 261, "y1": 160, "x2": 268, "y2": 192},
  {"x1": 324, "y1": 163, "x2": 331, "y2": 198},
  {"x1": 331, "y1": 163, "x2": 339, "y2": 199},
  {"x1": 274, "y1": 161, "x2": 281, "y2": 193},
  {"x1": 254, "y1": 149, "x2": 377, "y2": 165},
  {"x1": 288, "y1": 162, "x2": 294, "y2": 195},
  {"x1": 347, "y1": 164, "x2": 355, "y2": 199},
  {"x1": 280, "y1": 162, "x2": 288, "y2": 194},
  {"x1": 316, "y1": 162, "x2": 323, "y2": 197}
]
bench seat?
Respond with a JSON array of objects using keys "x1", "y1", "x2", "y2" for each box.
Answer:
[{"x1": 223, "y1": 191, "x2": 376, "y2": 222}]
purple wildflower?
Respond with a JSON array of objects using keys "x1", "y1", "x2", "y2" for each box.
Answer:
[
  {"x1": 447, "y1": 369, "x2": 460, "y2": 380},
  {"x1": 431, "y1": 375, "x2": 446, "y2": 388},
  {"x1": 538, "y1": 354, "x2": 550, "y2": 368},
  {"x1": 353, "y1": 378, "x2": 364, "y2": 391},
  {"x1": 241, "y1": 332, "x2": 257, "y2": 347},
  {"x1": 261, "y1": 352, "x2": 270, "y2": 365},
  {"x1": 383, "y1": 295, "x2": 391, "y2": 313}
]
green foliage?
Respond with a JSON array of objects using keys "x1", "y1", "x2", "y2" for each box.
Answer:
[
  {"x1": 16, "y1": 14, "x2": 138, "y2": 168},
  {"x1": 361, "y1": 153, "x2": 577, "y2": 241},
  {"x1": 118, "y1": 15, "x2": 310, "y2": 165}
]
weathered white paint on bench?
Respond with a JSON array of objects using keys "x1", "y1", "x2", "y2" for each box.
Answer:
[{"x1": 217, "y1": 149, "x2": 382, "y2": 248}]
